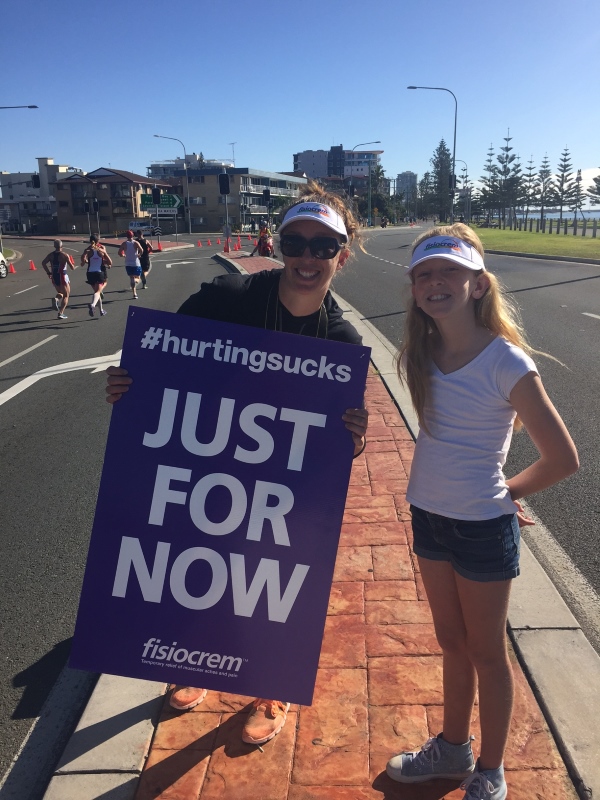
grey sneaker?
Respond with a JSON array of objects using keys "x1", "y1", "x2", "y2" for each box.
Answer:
[
  {"x1": 387, "y1": 733, "x2": 475, "y2": 783},
  {"x1": 461, "y1": 761, "x2": 506, "y2": 799}
]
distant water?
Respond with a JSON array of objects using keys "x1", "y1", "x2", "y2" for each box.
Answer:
[{"x1": 521, "y1": 209, "x2": 600, "y2": 220}]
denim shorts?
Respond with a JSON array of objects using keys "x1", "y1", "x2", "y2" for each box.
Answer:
[{"x1": 410, "y1": 505, "x2": 520, "y2": 582}]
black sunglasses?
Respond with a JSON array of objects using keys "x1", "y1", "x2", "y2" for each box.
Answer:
[{"x1": 279, "y1": 234, "x2": 344, "y2": 260}]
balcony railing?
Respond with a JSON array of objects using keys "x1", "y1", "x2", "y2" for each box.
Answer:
[{"x1": 241, "y1": 186, "x2": 299, "y2": 198}]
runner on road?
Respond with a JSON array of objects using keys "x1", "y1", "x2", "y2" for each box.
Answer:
[
  {"x1": 42, "y1": 240, "x2": 75, "y2": 319},
  {"x1": 81, "y1": 234, "x2": 112, "y2": 317},
  {"x1": 106, "y1": 183, "x2": 369, "y2": 747},
  {"x1": 135, "y1": 229, "x2": 153, "y2": 289},
  {"x1": 119, "y1": 230, "x2": 143, "y2": 299}
]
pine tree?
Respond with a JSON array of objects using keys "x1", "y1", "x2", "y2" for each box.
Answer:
[
  {"x1": 418, "y1": 172, "x2": 436, "y2": 219},
  {"x1": 429, "y1": 140, "x2": 452, "y2": 222},
  {"x1": 496, "y1": 130, "x2": 522, "y2": 223},
  {"x1": 521, "y1": 157, "x2": 540, "y2": 223},
  {"x1": 538, "y1": 155, "x2": 556, "y2": 224},
  {"x1": 457, "y1": 166, "x2": 473, "y2": 221},
  {"x1": 555, "y1": 147, "x2": 576, "y2": 223},
  {"x1": 588, "y1": 168, "x2": 600, "y2": 206},
  {"x1": 569, "y1": 169, "x2": 585, "y2": 221},
  {"x1": 479, "y1": 145, "x2": 499, "y2": 222}
]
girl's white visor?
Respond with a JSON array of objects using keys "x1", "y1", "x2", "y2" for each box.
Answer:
[{"x1": 408, "y1": 236, "x2": 485, "y2": 273}]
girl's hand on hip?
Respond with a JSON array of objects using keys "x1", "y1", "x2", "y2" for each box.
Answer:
[{"x1": 514, "y1": 500, "x2": 535, "y2": 527}]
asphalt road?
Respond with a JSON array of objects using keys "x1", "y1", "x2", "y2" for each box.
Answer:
[
  {"x1": 0, "y1": 228, "x2": 598, "y2": 782},
  {"x1": 0, "y1": 236, "x2": 226, "y2": 778}
]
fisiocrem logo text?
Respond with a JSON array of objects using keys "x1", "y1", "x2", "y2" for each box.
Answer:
[{"x1": 142, "y1": 638, "x2": 243, "y2": 672}]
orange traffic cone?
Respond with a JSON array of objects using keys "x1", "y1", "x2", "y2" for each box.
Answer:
[
  {"x1": 197, "y1": 240, "x2": 202, "y2": 247},
  {"x1": 224, "y1": 241, "x2": 230, "y2": 253},
  {"x1": 157, "y1": 241, "x2": 163, "y2": 252},
  {"x1": 9, "y1": 263, "x2": 16, "y2": 273},
  {"x1": 216, "y1": 238, "x2": 221, "y2": 245},
  {"x1": 29, "y1": 260, "x2": 37, "y2": 271},
  {"x1": 254, "y1": 239, "x2": 258, "y2": 246},
  {"x1": 248, "y1": 234, "x2": 252, "y2": 240},
  {"x1": 207, "y1": 238, "x2": 212, "y2": 246}
]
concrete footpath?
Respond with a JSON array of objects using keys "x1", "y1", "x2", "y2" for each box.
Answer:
[{"x1": 34, "y1": 253, "x2": 598, "y2": 799}]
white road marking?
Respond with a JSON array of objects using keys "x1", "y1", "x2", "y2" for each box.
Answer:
[
  {"x1": 0, "y1": 350, "x2": 122, "y2": 407},
  {"x1": 13, "y1": 285, "x2": 39, "y2": 295},
  {"x1": 165, "y1": 261, "x2": 194, "y2": 269},
  {"x1": 582, "y1": 312, "x2": 600, "y2": 320},
  {"x1": 0, "y1": 336, "x2": 58, "y2": 370}
]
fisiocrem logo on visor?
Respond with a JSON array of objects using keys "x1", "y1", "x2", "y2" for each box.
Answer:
[
  {"x1": 423, "y1": 239, "x2": 462, "y2": 253},
  {"x1": 296, "y1": 204, "x2": 330, "y2": 217}
]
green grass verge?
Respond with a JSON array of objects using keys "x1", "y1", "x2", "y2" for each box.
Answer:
[
  {"x1": 2, "y1": 248, "x2": 15, "y2": 260},
  {"x1": 472, "y1": 226, "x2": 600, "y2": 260}
]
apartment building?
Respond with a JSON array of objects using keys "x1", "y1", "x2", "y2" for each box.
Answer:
[
  {"x1": 54, "y1": 168, "x2": 172, "y2": 235},
  {"x1": 164, "y1": 166, "x2": 307, "y2": 231},
  {"x1": 0, "y1": 157, "x2": 83, "y2": 233}
]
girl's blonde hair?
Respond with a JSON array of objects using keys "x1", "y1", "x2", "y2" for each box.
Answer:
[
  {"x1": 280, "y1": 180, "x2": 363, "y2": 254},
  {"x1": 398, "y1": 224, "x2": 535, "y2": 431}
]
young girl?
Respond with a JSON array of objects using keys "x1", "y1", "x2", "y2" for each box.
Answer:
[{"x1": 386, "y1": 225, "x2": 578, "y2": 799}]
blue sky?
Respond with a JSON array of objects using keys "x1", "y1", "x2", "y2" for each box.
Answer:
[{"x1": 3, "y1": 0, "x2": 600, "y2": 199}]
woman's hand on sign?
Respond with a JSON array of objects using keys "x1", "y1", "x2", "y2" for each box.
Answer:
[
  {"x1": 105, "y1": 366, "x2": 132, "y2": 404},
  {"x1": 343, "y1": 407, "x2": 368, "y2": 455}
]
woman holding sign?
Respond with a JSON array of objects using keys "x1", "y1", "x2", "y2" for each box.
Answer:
[{"x1": 106, "y1": 183, "x2": 368, "y2": 745}]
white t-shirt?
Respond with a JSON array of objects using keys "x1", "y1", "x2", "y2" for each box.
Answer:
[
  {"x1": 124, "y1": 240, "x2": 141, "y2": 267},
  {"x1": 406, "y1": 337, "x2": 538, "y2": 520}
]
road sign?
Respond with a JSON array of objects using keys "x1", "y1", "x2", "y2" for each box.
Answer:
[
  {"x1": 155, "y1": 207, "x2": 179, "y2": 216},
  {"x1": 153, "y1": 227, "x2": 162, "y2": 236},
  {"x1": 141, "y1": 193, "x2": 182, "y2": 209}
]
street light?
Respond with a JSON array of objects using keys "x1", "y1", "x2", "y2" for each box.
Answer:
[
  {"x1": 153, "y1": 134, "x2": 192, "y2": 234},
  {"x1": 0, "y1": 105, "x2": 38, "y2": 109},
  {"x1": 349, "y1": 141, "x2": 381, "y2": 201},
  {"x1": 407, "y1": 86, "x2": 457, "y2": 222}
]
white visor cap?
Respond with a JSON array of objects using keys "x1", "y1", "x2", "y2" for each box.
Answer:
[
  {"x1": 279, "y1": 202, "x2": 348, "y2": 241},
  {"x1": 408, "y1": 236, "x2": 485, "y2": 273}
]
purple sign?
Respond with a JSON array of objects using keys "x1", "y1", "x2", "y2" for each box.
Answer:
[{"x1": 70, "y1": 306, "x2": 370, "y2": 704}]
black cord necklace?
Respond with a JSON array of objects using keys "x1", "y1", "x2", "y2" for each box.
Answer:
[{"x1": 265, "y1": 282, "x2": 328, "y2": 339}]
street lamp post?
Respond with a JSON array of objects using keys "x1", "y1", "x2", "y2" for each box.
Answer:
[
  {"x1": 153, "y1": 134, "x2": 192, "y2": 234},
  {"x1": 407, "y1": 86, "x2": 457, "y2": 222},
  {"x1": 349, "y1": 140, "x2": 381, "y2": 202}
]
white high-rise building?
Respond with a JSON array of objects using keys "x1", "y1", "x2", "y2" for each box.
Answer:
[{"x1": 397, "y1": 171, "x2": 418, "y2": 195}]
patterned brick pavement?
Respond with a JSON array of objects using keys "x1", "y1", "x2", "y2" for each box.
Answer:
[{"x1": 133, "y1": 369, "x2": 577, "y2": 800}]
